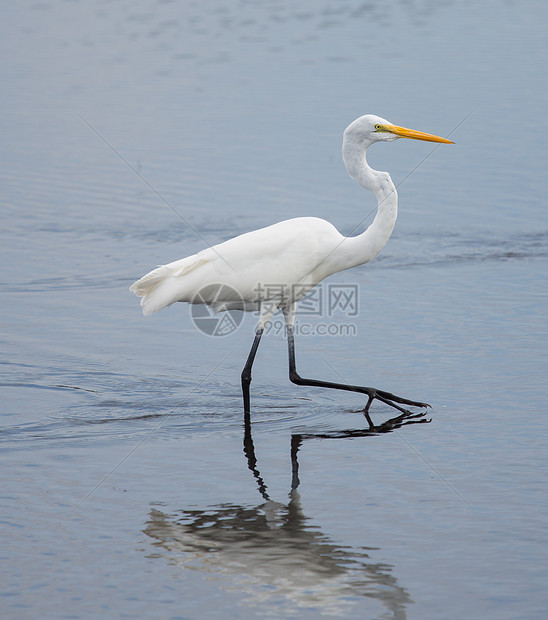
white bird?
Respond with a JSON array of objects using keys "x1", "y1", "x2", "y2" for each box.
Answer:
[{"x1": 130, "y1": 114, "x2": 453, "y2": 425}]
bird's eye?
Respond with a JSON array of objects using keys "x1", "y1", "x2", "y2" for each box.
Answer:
[{"x1": 374, "y1": 124, "x2": 382, "y2": 131}]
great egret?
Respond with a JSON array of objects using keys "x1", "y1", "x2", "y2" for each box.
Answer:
[{"x1": 130, "y1": 114, "x2": 453, "y2": 424}]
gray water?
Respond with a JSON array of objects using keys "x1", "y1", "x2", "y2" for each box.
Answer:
[{"x1": 1, "y1": 1, "x2": 547, "y2": 618}]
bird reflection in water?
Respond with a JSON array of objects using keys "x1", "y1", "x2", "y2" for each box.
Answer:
[{"x1": 143, "y1": 411, "x2": 428, "y2": 617}]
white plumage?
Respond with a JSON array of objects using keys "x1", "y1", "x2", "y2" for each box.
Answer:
[{"x1": 130, "y1": 216, "x2": 341, "y2": 319}]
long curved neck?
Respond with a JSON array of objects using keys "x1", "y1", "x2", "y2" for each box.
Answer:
[{"x1": 337, "y1": 140, "x2": 398, "y2": 270}]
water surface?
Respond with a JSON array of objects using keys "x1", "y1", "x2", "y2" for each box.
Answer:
[{"x1": 1, "y1": 1, "x2": 547, "y2": 618}]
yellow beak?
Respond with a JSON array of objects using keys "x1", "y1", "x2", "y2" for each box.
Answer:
[{"x1": 381, "y1": 124, "x2": 454, "y2": 144}]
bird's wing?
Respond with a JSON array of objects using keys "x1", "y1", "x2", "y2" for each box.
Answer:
[{"x1": 130, "y1": 217, "x2": 341, "y2": 315}]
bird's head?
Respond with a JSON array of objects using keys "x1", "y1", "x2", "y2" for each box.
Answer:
[{"x1": 344, "y1": 114, "x2": 454, "y2": 148}]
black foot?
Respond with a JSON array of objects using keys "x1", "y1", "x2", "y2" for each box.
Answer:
[
  {"x1": 289, "y1": 370, "x2": 429, "y2": 427},
  {"x1": 362, "y1": 387, "x2": 430, "y2": 427}
]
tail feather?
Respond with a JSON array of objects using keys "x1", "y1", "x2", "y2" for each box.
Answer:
[{"x1": 129, "y1": 256, "x2": 209, "y2": 316}]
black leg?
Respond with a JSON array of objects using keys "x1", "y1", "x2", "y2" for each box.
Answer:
[
  {"x1": 241, "y1": 328, "x2": 264, "y2": 416},
  {"x1": 286, "y1": 325, "x2": 429, "y2": 427}
]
